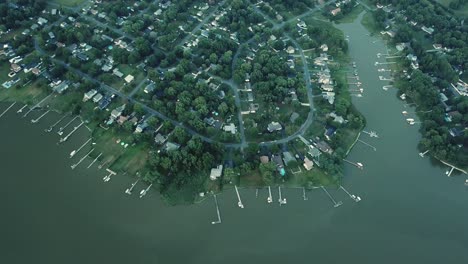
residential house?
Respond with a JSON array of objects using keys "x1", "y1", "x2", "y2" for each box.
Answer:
[
  {"x1": 83, "y1": 89, "x2": 97, "y2": 102},
  {"x1": 53, "y1": 82, "x2": 69, "y2": 94},
  {"x1": 267, "y1": 122, "x2": 282, "y2": 133},
  {"x1": 210, "y1": 165, "x2": 223, "y2": 180},
  {"x1": 223, "y1": 123, "x2": 237, "y2": 134},
  {"x1": 111, "y1": 104, "x2": 126, "y2": 119},
  {"x1": 154, "y1": 133, "x2": 167, "y2": 144},
  {"x1": 303, "y1": 157, "x2": 314, "y2": 171}
]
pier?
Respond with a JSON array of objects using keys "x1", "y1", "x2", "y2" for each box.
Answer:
[
  {"x1": 278, "y1": 186, "x2": 287, "y2": 206},
  {"x1": 46, "y1": 114, "x2": 67, "y2": 132},
  {"x1": 103, "y1": 169, "x2": 117, "y2": 182},
  {"x1": 16, "y1": 104, "x2": 28, "y2": 114},
  {"x1": 340, "y1": 186, "x2": 361, "y2": 202},
  {"x1": 446, "y1": 167, "x2": 455, "y2": 177},
  {"x1": 23, "y1": 93, "x2": 52, "y2": 118},
  {"x1": 320, "y1": 186, "x2": 342, "y2": 208},
  {"x1": 60, "y1": 121, "x2": 83, "y2": 143},
  {"x1": 211, "y1": 194, "x2": 222, "y2": 225},
  {"x1": 438, "y1": 159, "x2": 467, "y2": 175},
  {"x1": 31, "y1": 110, "x2": 50, "y2": 123},
  {"x1": 357, "y1": 139, "x2": 377, "y2": 151},
  {"x1": 234, "y1": 185, "x2": 244, "y2": 208},
  {"x1": 70, "y1": 138, "x2": 92, "y2": 158},
  {"x1": 87, "y1": 153, "x2": 102, "y2": 169},
  {"x1": 58, "y1": 116, "x2": 78, "y2": 135},
  {"x1": 125, "y1": 179, "x2": 140, "y2": 195},
  {"x1": 362, "y1": 130, "x2": 379, "y2": 138},
  {"x1": 419, "y1": 150, "x2": 429, "y2": 158},
  {"x1": 0, "y1": 102, "x2": 16, "y2": 119},
  {"x1": 343, "y1": 158, "x2": 363, "y2": 169},
  {"x1": 139, "y1": 183, "x2": 153, "y2": 198},
  {"x1": 302, "y1": 187, "x2": 308, "y2": 201},
  {"x1": 382, "y1": 85, "x2": 393, "y2": 91},
  {"x1": 267, "y1": 186, "x2": 273, "y2": 203},
  {"x1": 71, "y1": 148, "x2": 94, "y2": 170}
]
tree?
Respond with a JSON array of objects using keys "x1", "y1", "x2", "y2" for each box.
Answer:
[{"x1": 259, "y1": 162, "x2": 276, "y2": 185}]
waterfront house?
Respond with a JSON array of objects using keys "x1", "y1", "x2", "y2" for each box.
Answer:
[
  {"x1": 111, "y1": 104, "x2": 126, "y2": 119},
  {"x1": 282, "y1": 152, "x2": 296, "y2": 165},
  {"x1": 272, "y1": 155, "x2": 286, "y2": 176},
  {"x1": 210, "y1": 165, "x2": 223, "y2": 180},
  {"x1": 303, "y1": 157, "x2": 314, "y2": 171}
]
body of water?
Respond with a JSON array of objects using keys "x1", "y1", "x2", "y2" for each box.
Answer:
[{"x1": 1, "y1": 13, "x2": 467, "y2": 264}]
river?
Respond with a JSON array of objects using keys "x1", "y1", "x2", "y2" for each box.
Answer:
[{"x1": 1, "y1": 13, "x2": 467, "y2": 264}]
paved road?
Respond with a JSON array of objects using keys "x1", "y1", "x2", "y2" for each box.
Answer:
[
  {"x1": 33, "y1": 0, "x2": 339, "y2": 148},
  {"x1": 175, "y1": 0, "x2": 227, "y2": 48}
]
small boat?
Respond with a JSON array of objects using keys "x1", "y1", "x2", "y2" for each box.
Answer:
[
  {"x1": 139, "y1": 189, "x2": 146, "y2": 198},
  {"x1": 267, "y1": 197, "x2": 272, "y2": 203},
  {"x1": 406, "y1": 118, "x2": 415, "y2": 122},
  {"x1": 402, "y1": 111, "x2": 408, "y2": 115},
  {"x1": 400, "y1": 93, "x2": 406, "y2": 100},
  {"x1": 464, "y1": 180, "x2": 468, "y2": 186},
  {"x1": 355, "y1": 196, "x2": 362, "y2": 202},
  {"x1": 70, "y1": 150, "x2": 76, "y2": 158},
  {"x1": 357, "y1": 162, "x2": 363, "y2": 168}
]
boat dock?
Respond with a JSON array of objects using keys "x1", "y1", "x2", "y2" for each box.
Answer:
[
  {"x1": 419, "y1": 150, "x2": 429, "y2": 158},
  {"x1": 212, "y1": 194, "x2": 222, "y2": 225},
  {"x1": 278, "y1": 186, "x2": 287, "y2": 206},
  {"x1": 267, "y1": 186, "x2": 273, "y2": 203},
  {"x1": 31, "y1": 110, "x2": 50, "y2": 123},
  {"x1": 57, "y1": 116, "x2": 78, "y2": 135},
  {"x1": 46, "y1": 114, "x2": 67, "y2": 132},
  {"x1": 71, "y1": 148, "x2": 94, "y2": 170},
  {"x1": 0, "y1": 102, "x2": 16, "y2": 119},
  {"x1": 320, "y1": 186, "x2": 342, "y2": 208},
  {"x1": 125, "y1": 179, "x2": 140, "y2": 195},
  {"x1": 302, "y1": 187, "x2": 308, "y2": 201},
  {"x1": 16, "y1": 104, "x2": 28, "y2": 114},
  {"x1": 343, "y1": 158, "x2": 363, "y2": 169},
  {"x1": 357, "y1": 139, "x2": 377, "y2": 151},
  {"x1": 87, "y1": 153, "x2": 102, "y2": 169},
  {"x1": 103, "y1": 169, "x2": 117, "y2": 182},
  {"x1": 60, "y1": 121, "x2": 83, "y2": 143},
  {"x1": 139, "y1": 183, "x2": 152, "y2": 198},
  {"x1": 339, "y1": 186, "x2": 361, "y2": 202},
  {"x1": 362, "y1": 130, "x2": 379, "y2": 138},
  {"x1": 70, "y1": 138, "x2": 92, "y2": 158},
  {"x1": 23, "y1": 93, "x2": 52, "y2": 118},
  {"x1": 234, "y1": 185, "x2": 244, "y2": 208}
]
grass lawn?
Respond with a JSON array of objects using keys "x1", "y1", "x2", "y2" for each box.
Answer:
[{"x1": 0, "y1": 79, "x2": 48, "y2": 104}]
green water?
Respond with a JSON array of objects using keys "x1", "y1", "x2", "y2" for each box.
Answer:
[{"x1": 1, "y1": 13, "x2": 467, "y2": 264}]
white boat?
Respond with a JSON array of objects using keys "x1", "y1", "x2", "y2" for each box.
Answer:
[
  {"x1": 69, "y1": 150, "x2": 76, "y2": 158},
  {"x1": 406, "y1": 118, "x2": 415, "y2": 122},
  {"x1": 267, "y1": 197, "x2": 272, "y2": 203},
  {"x1": 357, "y1": 162, "x2": 364, "y2": 168},
  {"x1": 400, "y1": 93, "x2": 406, "y2": 100},
  {"x1": 125, "y1": 189, "x2": 131, "y2": 195},
  {"x1": 355, "y1": 196, "x2": 362, "y2": 202},
  {"x1": 464, "y1": 180, "x2": 468, "y2": 186},
  {"x1": 139, "y1": 189, "x2": 146, "y2": 198}
]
